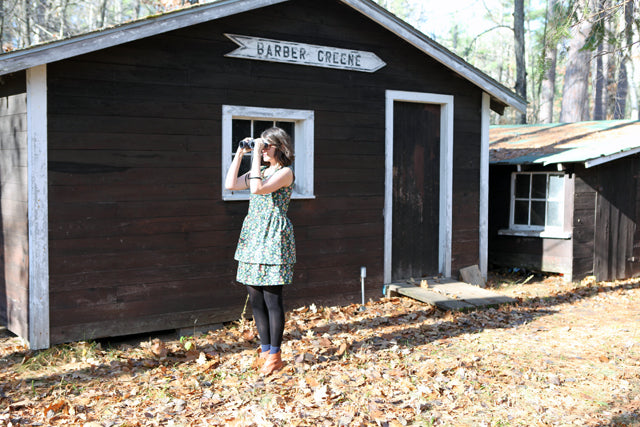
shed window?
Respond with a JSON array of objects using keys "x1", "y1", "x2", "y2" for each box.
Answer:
[
  {"x1": 510, "y1": 172, "x2": 565, "y2": 231},
  {"x1": 222, "y1": 105, "x2": 315, "y2": 201}
]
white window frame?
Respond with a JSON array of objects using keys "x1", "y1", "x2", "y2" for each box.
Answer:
[
  {"x1": 221, "y1": 105, "x2": 315, "y2": 201},
  {"x1": 502, "y1": 171, "x2": 570, "y2": 239}
]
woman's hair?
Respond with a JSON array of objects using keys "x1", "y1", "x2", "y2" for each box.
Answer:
[{"x1": 261, "y1": 127, "x2": 295, "y2": 167}]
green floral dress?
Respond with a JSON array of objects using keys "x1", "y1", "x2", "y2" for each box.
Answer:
[{"x1": 235, "y1": 167, "x2": 295, "y2": 286}]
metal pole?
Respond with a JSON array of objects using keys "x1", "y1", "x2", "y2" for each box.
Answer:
[{"x1": 360, "y1": 266, "x2": 367, "y2": 310}]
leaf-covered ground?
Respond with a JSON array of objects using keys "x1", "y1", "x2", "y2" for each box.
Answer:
[{"x1": 1, "y1": 273, "x2": 639, "y2": 426}]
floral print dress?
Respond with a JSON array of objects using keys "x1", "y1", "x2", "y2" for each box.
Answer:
[{"x1": 235, "y1": 167, "x2": 295, "y2": 286}]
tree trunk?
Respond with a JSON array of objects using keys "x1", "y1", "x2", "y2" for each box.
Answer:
[
  {"x1": 539, "y1": 0, "x2": 558, "y2": 123},
  {"x1": 560, "y1": 0, "x2": 595, "y2": 123},
  {"x1": 99, "y1": 0, "x2": 109, "y2": 28},
  {"x1": 593, "y1": 44, "x2": 606, "y2": 119},
  {"x1": 60, "y1": 0, "x2": 70, "y2": 38},
  {"x1": 593, "y1": 0, "x2": 607, "y2": 120},
  {"x1": 613, "y1": 0, "x2": 634, "y2": 119},
  {"x1": 629, "y1": 59, "x2": 639, "y2": 119},
  {"x1": 514, "y1": 0, "x2": 527, "y2": 124},
  {"x1": 1, "y1": 1, "x2": 4, "y2": 52},
  {"x1": 24, "y1": 0, "x2": 32, "y2": 47},
  {"x1": 135, "y1": 0, "x2": 142, "y2": 19}
]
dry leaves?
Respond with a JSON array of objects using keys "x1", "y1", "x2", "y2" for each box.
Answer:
[{"x1": 0, "y1": 274, "x2": 639, "y2": 426}]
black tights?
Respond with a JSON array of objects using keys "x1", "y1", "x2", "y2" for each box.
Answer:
[{"x1": 246, "y1": 285, "x2": 285, "y2": 349}]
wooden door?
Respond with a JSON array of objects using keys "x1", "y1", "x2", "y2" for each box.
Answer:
[
  {"x1": 593, "y1": 158, "x2": 638, "y2": 281},
  {"x1": 392, "y1": 101, "x2": 440, "y2": 281}
]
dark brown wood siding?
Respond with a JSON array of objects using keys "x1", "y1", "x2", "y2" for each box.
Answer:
[
  {"x1": 572, "y1": 168, "x2": 596, "y2": 280},
  {"x1": 573, "y1": 159, "x2": 639, "y2": 281},
  {"x1": 46, "y1": 0, "x2": 487, "y2": 343},
  {"x1": 0, "y1": 72, "x2": 28, "y2": 338}
]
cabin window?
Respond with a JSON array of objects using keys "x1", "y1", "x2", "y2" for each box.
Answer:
[
  {"x1": 222, "y1": 105, "x2": 315, "y2": 201},
  {"x1": 508, "y1": 172, "x2": 566, "y2": 234}
]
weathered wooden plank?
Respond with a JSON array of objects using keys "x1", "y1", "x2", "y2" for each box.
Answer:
[
  {"x1": 49, "y1": 183, "x2": 216, "y2": 203},
  {"x1": 49, "y1": 132, "x2": 213, "y2": 151},
  {"x1": 430, "y1": 280, "x2": 516, "y2": 306},
  {"x1": 386, "y1": 282, "x2": 475, "y2": 311},
  {"x1": 50, "y1": 305, "x2": 247, "y2": 344},
  {"x1": 0, "y1": 93, "x2": 27, "y2": 115},
  {"x1": 27, "y1": 64, "x2": 50, "y2": 349}
]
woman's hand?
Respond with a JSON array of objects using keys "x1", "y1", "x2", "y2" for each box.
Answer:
[
  {"x1": 252, "y1": 138, "x2": 265, "y2": 152},
  {"x1": 237, "y1": 138, "x2": 252, "y2": 155}
]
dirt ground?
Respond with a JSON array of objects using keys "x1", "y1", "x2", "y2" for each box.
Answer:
[{"x1": 0, "y1": 272, "x2": 639, "y2": 426}]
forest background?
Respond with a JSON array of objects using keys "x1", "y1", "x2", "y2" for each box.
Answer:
[{"x1": 0, "y1": 0, "x2": 638, "y2": 125}]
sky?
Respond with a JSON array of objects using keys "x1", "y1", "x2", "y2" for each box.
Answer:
[
  {"x1": 417, "y1": 0, "x2": 496, "y2": 37},
  {"x1": 407, "y1": 0, "x2": 545, "y2": 42}
]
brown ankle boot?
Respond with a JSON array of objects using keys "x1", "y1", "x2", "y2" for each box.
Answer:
[
  {"x1": 252, "y1": 348, "x2": 269, "y2": 370},
  {"x1": 260, "y1": 351, "x2": 283, "y2": 375}
]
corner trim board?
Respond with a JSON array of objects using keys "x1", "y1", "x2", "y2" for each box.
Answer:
[
  {"x1": 27, "y1": 65, "x2": 50, "y2": 350},
  {"x1": 479, "y1": 93, "x2": 490, "y2": 278}
]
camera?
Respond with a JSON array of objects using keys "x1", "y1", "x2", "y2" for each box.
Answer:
[{"x1": 239, "y1": 138, "x2": 269, "y2": 150}]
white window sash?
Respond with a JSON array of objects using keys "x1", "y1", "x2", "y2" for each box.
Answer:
[
  {"x1": 509, "y1": 171, "x2": 565, "y2": 232},
  {"x1": 221, "y1": 105, "x2": 315, "y2": 201}
]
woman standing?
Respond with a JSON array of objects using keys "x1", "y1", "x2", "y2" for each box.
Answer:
[{"x1": 224, "y1": 127, "x2": 295, "y2": 375}]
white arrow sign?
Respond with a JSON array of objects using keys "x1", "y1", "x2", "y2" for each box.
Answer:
[{"x1": 225, "y1": 34, "x2": 386, "y2": 73}]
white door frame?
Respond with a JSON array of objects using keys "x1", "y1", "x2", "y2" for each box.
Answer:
[{"x1": 384, "y1": 90, "x2": 454, "y2": 283}]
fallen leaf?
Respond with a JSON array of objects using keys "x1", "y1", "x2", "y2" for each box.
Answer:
[
  {"x1": 43, "y1": 399, "x2": 68, "y2": 416},
  {"x1": 336, "y1": 342, "x2": 349, "y2": 357},
  {"x1": 150, "y1": 339, "x2": 167, "y2": 358}
]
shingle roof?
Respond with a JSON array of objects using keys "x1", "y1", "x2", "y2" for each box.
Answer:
[{"x1": 489, "y1": 120, "x2": 640, "y2": 168}]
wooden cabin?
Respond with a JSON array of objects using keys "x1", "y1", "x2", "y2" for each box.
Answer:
[
  {"x1": 489, "y1": 121, "x2": 640, "y2": 283},
  {"x1": 0, "y1": 0, "x2": 525, "y2": 348}
]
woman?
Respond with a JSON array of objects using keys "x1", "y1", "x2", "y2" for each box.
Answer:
[{"x1": 224, "y1": 127, "x2": 295, "y2": 375}]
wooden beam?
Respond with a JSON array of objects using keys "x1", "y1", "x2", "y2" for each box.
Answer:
[
  {"x1": 385, "y1": 280, "x2": 515, "y2": 311},
  {"x1": 479, "y1": 93, "x2": 490, "y2": 278},
  {"x1": 27, "y1": 65, "x2": 50, "y2": 350}
]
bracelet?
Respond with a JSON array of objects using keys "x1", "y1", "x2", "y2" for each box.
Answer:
[
  {"x1": 248, "y1": 176, "x2": 262, "y2": 180},
  {"x1": 244, "y1": 174, "x2": 248, "y2": 186}
]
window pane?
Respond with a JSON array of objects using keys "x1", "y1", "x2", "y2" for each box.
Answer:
[
  {"x1": 515, "y1": 174, "x2": 530, "y2": 198},
  {"x1": 531, "y1": 174, "x2": 546, "y2": 198},
  {"x1": 514, "y1": 200, "x2": 529, "y2": 225},
  {"x1": 548, "y1": 174, "x2": 564, "y2": 200},
  {"x1": 276, "y1": 121, "x2": 294, "y2": 137},
  {"x1": 276, "y1": 121, "x2": 296, "y2": 157},
  {"x1": 531, "y1": 201, "x2": 546, "y2": 226},
  {"x1": 253, "y1": 120, "x2": 273, "y2": 137},
  {"x1": 232, "y1": 119, "x2": 251, "y2": 151},
  {"x1": 276, "y1": 121, "x2": 295, "y2": 144},
  {"x1": 547, "y1": 201, "x2": 562, "y2": 227}
]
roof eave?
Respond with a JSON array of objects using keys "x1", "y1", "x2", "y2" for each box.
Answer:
[
  {"x1": 583, "y1": 147, "x2": 640, "y2": 168},
  {"x1": 0, "y1": 0, "x2": 288, "y2": 75},
  {"x1": 490, "y1": 146, "x2": 640, "y2": 167}
]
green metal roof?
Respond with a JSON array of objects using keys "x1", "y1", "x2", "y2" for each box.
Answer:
[{"x1": 489, "y1": 120, "x2": 640, "y2": 168}]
